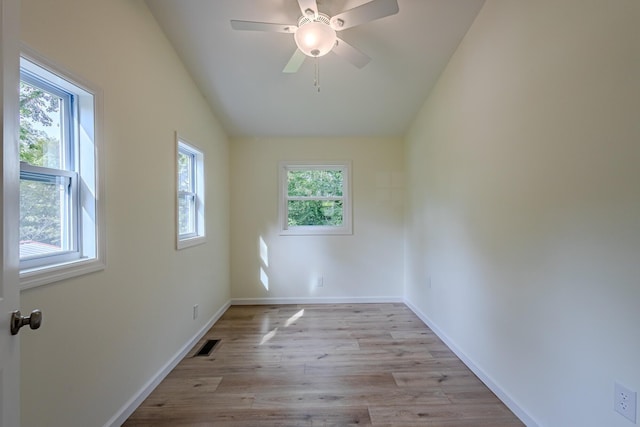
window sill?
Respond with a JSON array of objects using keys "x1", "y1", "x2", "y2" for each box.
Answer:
[
  {"x1": 280, "y1": 226, "x2": 353, "y2": 236},
  {"x1": 20, "y1": 257, "x2": 105, "y2": 291},
  {"x1": 177, "y1": 235, "x2": 206, "y2": 250}
]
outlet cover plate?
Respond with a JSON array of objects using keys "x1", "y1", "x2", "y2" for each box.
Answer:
[{"x1": 615, "y1": 382, "x2": 637, "y2": 423}]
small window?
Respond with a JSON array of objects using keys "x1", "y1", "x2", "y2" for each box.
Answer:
[
  {"x1": 19, "y1": 49, "x2": 104, "y2": 289},
  {"x1": 176, "y1": 136, "x2": 205, "y2": 249},
  {"x1": 279, "y1": 161, "x2": 352, "y2": 235}
]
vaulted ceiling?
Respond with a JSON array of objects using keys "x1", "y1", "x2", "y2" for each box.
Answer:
[{"x1": 145, "y1": 0, "x2": 485, "y2": 138}]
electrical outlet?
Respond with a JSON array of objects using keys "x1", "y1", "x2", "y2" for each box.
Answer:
[
  {"x1": 615, "y1": 382, "x2": 637, "y2": 423},
  {"x1": 193, "y1": 304, "x2": 199, "y2": 320},
  {"x1": 317, "y1": 276, "x2": 324, "y2": 287}
]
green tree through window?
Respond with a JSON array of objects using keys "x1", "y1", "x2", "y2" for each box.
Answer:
[
  {"x1": 287, "y1": 169, "x2": 344, "y2": 226},
  {"x1": 280, "y1": 162, "x2": 352, "y2": 235}
]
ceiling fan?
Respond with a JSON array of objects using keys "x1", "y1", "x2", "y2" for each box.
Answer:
[{"x1": 230, "y1": 0, "x2": 399, "y2": 73}]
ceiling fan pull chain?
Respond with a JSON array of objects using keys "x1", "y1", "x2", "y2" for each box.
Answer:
[{"x1": 314, "y1": 57, "x2": 320, "y2": 92}]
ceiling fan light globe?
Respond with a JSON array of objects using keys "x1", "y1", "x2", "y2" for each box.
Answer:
[
  {"x1": 304, "y1": 32, "x2": 317, "y2": 46},
  {"x1": 294, "y1": 21, "x2": 336, "y2": 57}
]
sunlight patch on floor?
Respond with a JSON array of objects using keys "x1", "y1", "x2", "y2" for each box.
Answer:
[{"x1": 285, "y1": 309, "x2": 304, "y2": 327}]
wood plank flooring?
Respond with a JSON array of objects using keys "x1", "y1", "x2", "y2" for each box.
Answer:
[{"x1": 124, "y1": 304, "x2": 524, "y2": 426}]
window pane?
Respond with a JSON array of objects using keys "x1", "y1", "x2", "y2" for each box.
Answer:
[
  {"x1": 287, "y1": 169, "x2": 343, "y2": 197},
  {"x1": 20, "y1": 178, "x2": 67, "y2": 259},
  {"x1": 178, "y1": 151, "x2": 193, "y2": 192},
  {"x1": 19, "y1": 81, "x2": 64, "y2": 169},
  {"x1": 287, "y1": 200, "x2": 343, "y2": 226},
  {"x1": 178, "y1": 194, "x2": 195, "y2": 235}
]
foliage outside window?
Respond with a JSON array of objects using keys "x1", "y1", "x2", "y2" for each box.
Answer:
[
  {"x1": 177, "y1": 136, "x2": 205, "y2": 249},
  {"x1": 19, "y1": 51, "x2": 104, "y2": 288},
  {"x1": 279, "y1": 161, "x2": 352, "y2": 235}
]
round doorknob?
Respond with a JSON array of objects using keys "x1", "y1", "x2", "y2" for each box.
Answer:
[{"x1": 10, "y1": 309, "x2": 43, "y2": 335}]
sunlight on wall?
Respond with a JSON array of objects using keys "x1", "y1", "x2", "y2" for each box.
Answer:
[
  {"x1": 259, "y1": 236, "x2": 269, "y2": 267},
  {"x1": 260, "y1": 267, "x2": 269, "y2": 291},
  {"x1": 307, "y1": 271, "x2": 322, "y2": 295},
  {"x1": 259, "y1": 236, "x2": 270, "y2": 290}
]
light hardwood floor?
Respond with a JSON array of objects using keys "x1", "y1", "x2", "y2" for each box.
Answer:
[{"x1": 124, "y1": 304, "x2": 524, "y2": 426}]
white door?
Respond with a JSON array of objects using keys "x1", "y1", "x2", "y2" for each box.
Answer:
[{"x1": 0, "y1": 0, "x2": 21, "y2": 426}]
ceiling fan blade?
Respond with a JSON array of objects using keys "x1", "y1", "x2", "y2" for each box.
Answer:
[
  {"x1": 283, "y1": 49, "x2": 306, "y2": 73},
  {"x1": 230, "y1": 20, "x2": 297, "y2": 33},
  {"x1": 297, "y1": 0, "x2": 319, "y2": 19},
  {"x1": 332, "y1": 38, "x2": 371, "y2": 69},
  {"x1": 330, "y1": 0, "x2": 399, "y2": 31}
]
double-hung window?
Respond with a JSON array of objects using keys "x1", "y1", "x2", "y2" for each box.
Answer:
[
  {"x1": 279, "y1": 161, "x2": 352, "y2": 235},
  {"x1": 19, "y1": 50, "x2": 104, "y2": 288},
  {"x1": 176, "y1": 136, "x2": 205, "y2": 249}
]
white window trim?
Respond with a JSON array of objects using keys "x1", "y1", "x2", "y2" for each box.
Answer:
[
  {"x1": 19, "y1": 45, "x2": 106, "y2": 290},
  {"x1": 279, "y1": 160, "x2": 352, "y2": 236},
  {"x1": 176, "y1": 134, "x2": 205, "y2": 250}
]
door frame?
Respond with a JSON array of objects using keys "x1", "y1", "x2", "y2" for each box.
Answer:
[{"x1": 1, "y1": 0, "x2": 22, "y2": 425}]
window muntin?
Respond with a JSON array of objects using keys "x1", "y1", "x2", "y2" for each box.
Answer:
[
  {"x1": 279, "y1": 162, "x2": 352, "y2": 235},
  {"x1": 19, "y1": 50, "x2": 104, "y2": 288},
  {"x1": 176, "y1": 137, "x2": 205, "y2": 249}
]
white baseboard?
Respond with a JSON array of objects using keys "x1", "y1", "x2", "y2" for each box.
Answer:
[
  {"x1": 403, "y1": 298, "x2": 539, "y2": 427},
  {"x1": 231, "y1": 296, "x2": 403, "y2": 305},
  {"x1": 104, "y1": 299, "x2": 231, "y2": 427}
]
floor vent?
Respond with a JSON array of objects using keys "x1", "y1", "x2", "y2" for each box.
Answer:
[{"x1": 194, "y1": 339, "x2": 219, "y2": 357}]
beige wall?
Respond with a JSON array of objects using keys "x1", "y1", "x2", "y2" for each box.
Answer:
[
  {"x1": 404, "y1": 1, "x2": 640, "y2": 426},
  {"x1": 230, "y1": 137, "x2": 404, "y2": 301},
  {"x1": 19, "y1": 0, "x2": 230, "y2": 426}
]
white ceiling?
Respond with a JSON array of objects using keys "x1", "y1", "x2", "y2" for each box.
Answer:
[{"x1": 145, "y1": 0, "x2": 485, "y2": 138}]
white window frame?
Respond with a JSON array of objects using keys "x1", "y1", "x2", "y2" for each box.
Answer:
[
  {"x1": 279, "y1": 160, "x2": 352, "y2": 236},
  {"x1": 19, "y1": 46, "x2": 105, "y2": 289},
  {"x1": 176, "y1": 134, "x2": 205, "y2": 249}
]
